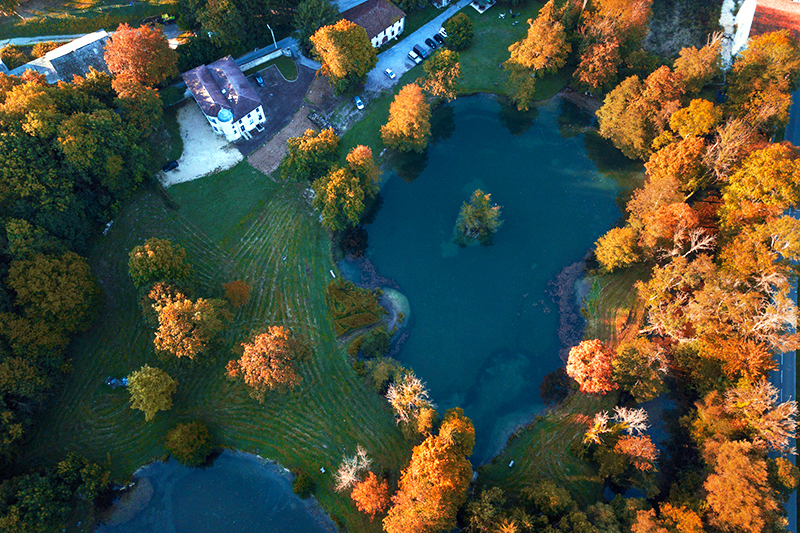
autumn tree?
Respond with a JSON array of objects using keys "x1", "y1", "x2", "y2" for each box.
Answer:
[
  {"x1": 128, "y1": 238, "x2": 193, "y2": 289},
  {"x1": 226, "y1": 326, "x2": 308, "y2": 400},
  {"x1": 127, "y1": 365, "x2": 178, "y2": 421},
  {"x1": 673, "y1": 34, "x2": 722, "y2": 94},
  {"x1": 104, "y1": 23, "x2": 178, "y2": 95},
  {"x1": 281, "y1": 127, "x2": 340, "y2": 182},
  {"x1": 574, "y1": 36, "x2": 622, "y2": 93},
  {"x1": 443, "y1": 13, "x2": 473, "y2": 51},
  {"x1": 669, "y1": 98, "x2": 722, "y2": 139},
  {"x1": 154, "y1": 296, "x2": 232, "y2": 359},
  {"x1": 312, "y1": 145, "x2": 381, "y2": 232},
  {"x1": 7, "y1": 251, "x2": 100, "y2": 333},
  {"x1": 595, "y1": 225, "x2": 641, "y2": 272},
  {"x1": 724, "y1": 380, "x2": 797, "y2": 454},
  {"x1": 612, "y1": 337, "x2": 667, "y2": 403},
  {"x1": 293, "y1": 0, "x2": 338, "y2": 54},
  {"x1": 453, "y1": 189, "x2": 504, "y2": 246},
  {"x1": 222, "y1": 279, "x2": 250, "y2": 309},
  {"x1": 333, "y1": 444, "x2": 372, "y2": 492},
  {"x1": 310, "y1": 20, "x2": 377, "y2": 94},
  {"x1": 165, "y1": 421, "x2": 213, "y2": 466},
  {"x1": 596, "y1": 66, "x2": 685, "y2": 160},
  {"x1": 421, "y1": 49, "x2": 461, "y2": 101},
  {"x1": 381, "y1": 84, "x2": 431, "y2": 153},
  {"x1": 383, "y1": 408, "x2": 474, "y2": 533},
  {"x1": 704, "y1": 440, "x2": 782, "y2": 533},
  {"x1": 566, "y1": 339, "x2": 618, "y2": 395},
  {"x1": 351, "y1": 472, "x2": 390, "y2": 521},
  {"x1": 644, "y1": 136, "x2": 709, "y2": 196},
  {"x1": 386, "y1": 373, "x2": 434, "y2": 424}
]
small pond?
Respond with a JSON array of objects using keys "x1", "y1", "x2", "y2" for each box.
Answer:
[
  {"x1": 363, "y1": 94, "x2": 641, "y2": 463},
  {"x1": 95, "y1": 451, "x2": 335, "y2": 533}
]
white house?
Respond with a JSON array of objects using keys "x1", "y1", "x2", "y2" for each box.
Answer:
[
  {"x1": 341, "y1": 0, "x2": 406, "y2": 48},
  {"x1": 182, "y1": 55, "x2": 265, "y2": 142}
]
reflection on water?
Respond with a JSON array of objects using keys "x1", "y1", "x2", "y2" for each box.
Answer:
[
  {"x1": 497, "y1": 94, "x2": 539, "y2": 136},
  {"x1": 367, "y1": 94, "x2": 642, "y2": 463},
  {"x1": 95, "y1": 451, "x2": 334, "y2": 533}
]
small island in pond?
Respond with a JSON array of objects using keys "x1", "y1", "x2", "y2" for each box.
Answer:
[{"x1": 454, "y1": 189, "x2": 504, "y2": 247}]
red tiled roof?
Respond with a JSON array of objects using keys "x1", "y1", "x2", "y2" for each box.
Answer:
[
  {"x1": 750, "y1": 0, "x2": 800, "y2": 39},
  {"x1": 341, "y1": 0, "x2": 405, "y2": 40}
]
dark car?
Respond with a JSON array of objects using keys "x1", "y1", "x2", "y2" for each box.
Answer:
[
  {"x1": 413, "y1": 44, "x2": 427, "y2": 58},
  {"x1": 433, "y1": 33, "x2": 444, "y2": 45},
  {"x1": 254, "y1": 73, "x2": 265, "y2": 87},
  {"x1": 425, "y1": 38, "x2": 437, "y2": 49},
  {"x1": 163, "y1": 160, "x2": 179, "y2": 172}
]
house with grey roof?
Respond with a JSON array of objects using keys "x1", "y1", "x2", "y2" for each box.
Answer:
[
  {"x1": 341, "y1": 0, "x2": 406, "y2": 48},
  {"x1": 8, "y1": 30, "x2": 110, "y2": 84},
  {"x1": 182, "y1": 55, "x2": 265, "y2": 142}
]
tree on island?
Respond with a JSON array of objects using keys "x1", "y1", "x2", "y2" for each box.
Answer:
[
  {"x1": 453, "y1": 190, "x2": 503, "y2": 246},
  {"x1": 310, "y1": 20, "x2": 377, "y2": 95},
  {"x1": 381, "y1": 84, "x2": 431, "y2": 153},
  {"x1": 127, "y1": 365, "x2": 178, "y2": 421},
  {"x1": 226, "y1": 326, "x2": 308, "y2": 401}
]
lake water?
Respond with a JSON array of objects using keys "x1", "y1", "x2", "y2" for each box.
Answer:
[
  {"x1": 365, "y1": 94, "x2": 635, "y2": 463},
  {"x1": 95, "y1": 451, "x2": 334, "y2": 533}
]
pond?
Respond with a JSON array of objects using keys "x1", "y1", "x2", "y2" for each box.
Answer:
[
  {"x1": 363, "y1": 94, "x2": 641, "y2": 463},
  {"x1": 95, "y1": 451, "x2": 335, "y2": 533}
]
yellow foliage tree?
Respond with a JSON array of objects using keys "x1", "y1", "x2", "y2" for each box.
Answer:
[{"x1": 381, "y1": 84, "x2": 431, "y2": 153}]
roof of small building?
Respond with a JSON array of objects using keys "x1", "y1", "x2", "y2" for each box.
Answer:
[
  {"x1": 9, "y1": 30, "x2": 110, "y2": 84},
  {"x1": 182, "y1": 55, "x2": 263, "y2": 124},
  {"x1": 750, "y1": 0, "x2": 800, "y2": 40},
  {"x1": 340, "y1": 0, "x2": 406, "y2": 40}
]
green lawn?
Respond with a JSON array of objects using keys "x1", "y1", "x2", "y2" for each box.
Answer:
[
  {"x1": 456, "y1": 0, "x2": 571, "y2": 98},
  {"x1": 244, "y1": 55, "x2": 299, "y2": 81},
  {"x1": 19, "y1": 161, "x2": 410, "y2": 532},
  {"x1": 0, "y1": 0, "x2": 176, "y2": 38}
]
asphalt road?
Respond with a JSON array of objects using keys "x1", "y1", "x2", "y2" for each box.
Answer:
[{"x1": 775, "y1": 86, "x2": 800, "y2": 533}]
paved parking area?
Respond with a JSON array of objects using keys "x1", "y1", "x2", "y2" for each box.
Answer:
[{"x1": 235, "y1": 62, "x2": 316, "y2": 156}]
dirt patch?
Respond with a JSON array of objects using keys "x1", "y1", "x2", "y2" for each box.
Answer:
[
  {"x1": 557, "y1": 87, "x2": 602, "y2": 115},
  {"x1": 247, "y1": 105, "x2": 317, "y2": 177},
  {"x1": 160, "y1": 101, "x2": 243, "y2": 188},
  {"x1": 305, "y1": 75, "x2": 341, "y2": 114}
]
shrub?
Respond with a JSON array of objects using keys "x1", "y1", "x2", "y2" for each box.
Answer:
[
  {"x1": 360, "y1": 326, "x2": 390, "y2": 358},
  {"x1": 165, "y1": 421, "x2": 213, "y2": 467},
  {"x1": 293, "y1": 470, "x2": 315, "y2": 498},
  {"x1": 444, "y1": 13, "x2": 473, "y2": 51},
  {"x1": 0, "y1": 45, "x2": 29, "y2": 70},
  {"x1": 326, "y1": 279, "x2": 385, "y2": 336}
]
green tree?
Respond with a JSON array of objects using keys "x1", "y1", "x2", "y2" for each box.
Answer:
[
  {"x1": 421, "y1": 49, "x2": 461, "y2": 101},
  {"x1": 293, "y1": 0, "x2": 338, "y2": 54},
  {"x1": 454, "y1": 189, "x2": 503, "y2": 246},
  {"x1": 7, "y1": 251, "x2": 99, "y2": 333},
  {"x1": 444, "y1": 13, "x2": 473, "y2": 51},
  {"x1": 281, "y1": 127, "x2": 340, "y2": 182},
  {"x1": 127, "y1": 365, "x2": 178, "y2": 421},
  {"x1": 5, "y1": 219, "x2": 62, "y2": 260},
  {"x1": 165, "y1": 421, "x2": 213, "y2": 466},
  {"x1": 312, "y1": 145, "x2": 381, "y2": 231},
  {"x1": 612, "y1": 337, "x2": 667, "y2": 403},
  {"x1": 310, "y1": 20, "x2": 377, "y2": 95},
  {"x1": 197, "y1": 0, "x2": 247, "y2": 48},
  {"x1": 128, "y1": 237, "x2": 193, "y2": 289},
  {"x1": 381, "y1": 84, "x2": 431, "y2": 153}
]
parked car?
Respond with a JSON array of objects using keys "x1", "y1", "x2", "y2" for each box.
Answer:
[
  {"x1": 413, "y1": 45, "x2": 427, "y2": 59},
  {"x1": 354, "y1": 95, "x2": 365, "y2": 110},
  {"x1": 439, "y1": 27, "x2": 448, "y2": 38},
  {"x1": 163, "y1": 160, "x2": 179, "y2": 172},
  {"x1": 384, "y1": 68, "x2": 396, "y2": 79},
  {"x1": 254, "y1": 73, "x2": 265, "y2": 87},
  {"x1": 425, "y1": 38, "x2": 437, "y2": 49},
  {"x1": 433, "y1": 33, "x2": 444, "y2": 45},
  {"x1": 255, "y1": 123, "x2": 265, "y2": 133},
  {"x1": 407, "y1": 49, "x2": 422, "y2": 63}
]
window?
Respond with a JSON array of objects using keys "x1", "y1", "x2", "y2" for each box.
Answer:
[{"x1": 249, "y1": 118, "x2": 254, "y2": 125}]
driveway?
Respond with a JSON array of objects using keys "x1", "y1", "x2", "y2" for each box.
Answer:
[
  {"x1": 363, "y1": 0, "x2": 472, "y2": 96},
  {"x1": 159, "y1": 102, "x2": 243, "y2": 188}
]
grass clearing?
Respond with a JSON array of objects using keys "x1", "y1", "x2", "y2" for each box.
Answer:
[
  {"x1": 243, "y1": 55, "x2": 298, "y2": 81},
  {"x1": 582, "y1": 265, "x2": 650, "y2": 348},
  {"x1": 18, "y1": 161, "x2": 410, "y2": 532}
]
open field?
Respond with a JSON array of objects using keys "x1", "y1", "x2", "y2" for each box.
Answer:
[
  {"x1": 18, "y1": 161, "x2": 410, "y2": 532},
  {"x1": 582, "y1": 265, "x2": 650, "y2": 349}
]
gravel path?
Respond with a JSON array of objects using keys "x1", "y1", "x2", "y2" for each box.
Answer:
[
  {"x1": 159, "y1": 103, "x2": 244, "y2": 188},
  {"x1": 248, "y1": 106, "x2": 317, "y2": 177}
]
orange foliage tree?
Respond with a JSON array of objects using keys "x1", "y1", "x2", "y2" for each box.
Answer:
[
  {"x1": 566, "y1": 339, "x2": 618, "y2": 395},
  {"x1": 154, "y1": 296, "x2": 231, "y2": 359},
  {"x1": 226, "y1": 326, "x2": 308, "y2": 400},
  {"x1": 223, "y1": 280, "x2": 251, "y2": 309},
  {"x1": 383, "y1": 408, "x2": 474, "y2": 533},
  {"x1": 104, "y1": 23, "x2": 178, "y2": 95},
  {"x1": 351, "y1": 472, "x2": 389, "y2": 521},
  {"x1": 381, "y1": 84, "x2": 431, "y2": 153}
]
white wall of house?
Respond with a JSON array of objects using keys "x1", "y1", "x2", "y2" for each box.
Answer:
[
  {"x1": 205, "y1": 105, "x2": 266, "y2": 142},
  {"x1": 370, "y1": 17, "x2": 405, "y2": 47},
  {"x1": 732, "y1": 0, "x2": 758, "y2": 57}
]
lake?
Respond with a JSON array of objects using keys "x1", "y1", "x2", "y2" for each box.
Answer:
[
  {"x1": 95, "y1": 451, "x2": 334, "y2": 533},
  {"x1": 363, "y1": 94, "x2": 638, "y2": 462}
]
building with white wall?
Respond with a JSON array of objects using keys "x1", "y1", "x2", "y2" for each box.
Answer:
[
  {"x1": 341, "y1": 0, "x2": 406, "y2": 48},
  {"x1": 733, "y1": 0, "x2": 800, "y2": 56},
  {"x1": 182, "y1": 55, "x2": 265, "y2": 142}
]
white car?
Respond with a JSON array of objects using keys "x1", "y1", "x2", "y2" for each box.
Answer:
[
  {"x1": 354, "y1": 95, "x2": 365, "y2": 110},
  {"x1": 439, "y1": 27, "x2": 448, "y2": 38},
  {"x1": 384, "y1": 68, "x2": 396, "y2": 79}
]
